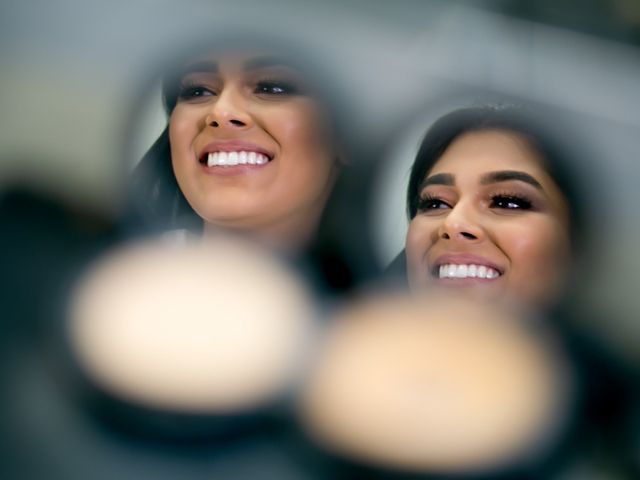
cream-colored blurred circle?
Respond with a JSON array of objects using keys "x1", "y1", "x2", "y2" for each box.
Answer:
[
  {"x1": 68, "y1": 234, "x2": 315, "y2": 413},
  {"x1": 299, "y1": 292, "x2": 570, "y2": 474}
]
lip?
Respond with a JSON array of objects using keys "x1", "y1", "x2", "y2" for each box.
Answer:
[
  {"x1": 198, "y1": 140, "x2": 274, "y2": 164},
  {"x1": 430, "y1": 253, "x2": 504, "y2": 277}
]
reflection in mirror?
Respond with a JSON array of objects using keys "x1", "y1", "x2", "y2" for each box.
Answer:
[
  {"x1": 404, "y1": 105, "x2": 579, "y2": 312},
  {"x1": 371, "y1": 100, "x2": 637, "y2": 478},
  {"x1": 127, "y1": 38, "x2": 347, "y2": 257}
]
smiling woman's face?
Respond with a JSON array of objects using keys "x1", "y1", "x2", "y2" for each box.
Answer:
[
  {"x1": 405, "y1": 130, "x2": 571, "y2": 309},
  {"x1": 168, "y1": 51, "x2": 339, "y2": 250}
]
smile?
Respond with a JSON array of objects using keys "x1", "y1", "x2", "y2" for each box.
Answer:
[
  {"x1": 436, "y1": 264, "x2": 501, "y2": 280},
  {"x1": 206, "y1": 151, "x2": 270, "y2": 167}
]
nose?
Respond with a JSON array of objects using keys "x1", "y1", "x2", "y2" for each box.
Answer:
[
  {"x1": 438, "y1": 201, "x2": 484, "y2": 242},
  {"x1": 204, "y1": 87, "x2": 252, "y2": 130}
]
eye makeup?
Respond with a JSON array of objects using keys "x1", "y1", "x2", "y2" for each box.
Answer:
[
  {"x1": 415, "y1": 183, "x2": 539, "y2": 215},
  {"x1": 488, "y1": 191, "x2": 534, "y2": 210},
  {"x1": 253, "y1": 78, "x2": 300, "y2": 96},
  {"x1": 417, "y1": 193, "x2": 451, "y2": 213},
  {"x1": 247, "y1": 65, "x2": 307, "y2": 97},
  {"x1": 175, "y1": 69, "x2": 305, "y2": 104},
  {"x1": 177, "y1": 80, "x2": 216, "y2": 101}
]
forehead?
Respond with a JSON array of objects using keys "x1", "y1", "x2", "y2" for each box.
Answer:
[
  {"x1": 429, "y1": 130, "x2": 548, "y2": 177},
  {"x1": 180, "y1": 50, "x2": 301, "y2": 75}
]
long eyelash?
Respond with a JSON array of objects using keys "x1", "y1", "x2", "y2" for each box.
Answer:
[
  {"x1": 255, "y1": 77, "x2": 300, "y2": 95},
  {"x1": 490, "y1": 191, "x2": 534, "y2": 209},
  {"x1": 177, "y1": 79, "x2": 212, "y2": 99},
  {"x1": 417, "y1": 193, "x2": 446, "y2": 211}
]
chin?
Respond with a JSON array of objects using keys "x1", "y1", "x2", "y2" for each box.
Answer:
[{"x1": 197, "y1": 204, "x2": 263, "y2": 225}]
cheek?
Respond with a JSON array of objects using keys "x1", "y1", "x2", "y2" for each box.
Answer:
[
  {"x1": 501, "y1": 220, "x2": 571, "y2": 291},
  {"x1": 273, "y1": 104, "x2": 329, "y2": 154},
  {"x1": 406, "y1": 218, "x2": 435, "y2": 271},
  {"x1": 168, "y1": 109, "x2": 202, "y2": 200},
  {"x1": 169, "y1": 109, "x2": 199, "y2": 157}
]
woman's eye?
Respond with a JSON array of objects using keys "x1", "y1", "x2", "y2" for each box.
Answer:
[
  {"x1": 418, "y1": 197, "x2": 450, "y2": 212},
  {"x1": 490, "y1": 195, "x2": 532, "y2": 210},
  {"x1": 178, "y1": 85, "x2": 215, "y2": 100},
  {"x1": 254, "y1": 81, "x2": 297, "y2": 95}
]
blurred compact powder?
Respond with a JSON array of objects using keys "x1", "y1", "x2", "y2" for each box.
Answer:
[
  {"x1": 68, "y1": 234, "x2": 315, "y2": 413},
  {"x1": 299, "y1": 292, "x2": 571, "y2": 474}
]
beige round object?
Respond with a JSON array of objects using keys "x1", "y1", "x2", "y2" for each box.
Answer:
[
  {"x1": 299, "y1": 292, "x2": 569, "y2": 474},
  {"x1": 68, "y1": 234, "x2": 315, "y2": 413}
]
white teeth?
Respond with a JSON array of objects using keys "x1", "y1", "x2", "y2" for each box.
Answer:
[
  {"x1": 437, "y1": 264, "x2": 500, "y2": 280},
  {"x1": 456, "y1": 265, "x2": 468, "y2": 278},
  {"x1": 206, "y1": 151, "x2": 270, "y2": 167}
]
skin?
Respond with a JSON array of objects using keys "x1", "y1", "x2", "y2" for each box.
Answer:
[
  {"x1": 169, "y1": 52, "x2": 339, "y2": 252},
  {"x1": 406, "y1": 130, "x2": 571, "y2": 310}
]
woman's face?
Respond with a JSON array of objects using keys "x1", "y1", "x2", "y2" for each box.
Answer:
[
  {"x1": 406, "y1": 130, "x2": 571, "y2": 309},
  {"x1": 169, "y1": 51, "x2": 339, "y2": 250}
]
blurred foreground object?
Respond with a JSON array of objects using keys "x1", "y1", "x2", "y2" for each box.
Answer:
[
  {"x1": 299, "y1": 292, "x2": 572, "y2": 476},
  {"x1": 68, "y1": 234, "x2": 315, "y2": 414}
]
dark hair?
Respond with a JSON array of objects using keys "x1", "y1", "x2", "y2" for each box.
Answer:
[
  {"x1": 126, "y1": 51, "x2": 207, "y2": 232},
  {"x1": 406, "y1": 105, "x2": 587, "y2": 249},
  {"x1": 128, "y1": 126, "x2": 200, "y2": 232}
]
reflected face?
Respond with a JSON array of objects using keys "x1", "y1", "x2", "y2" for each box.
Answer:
[
  {"x1": 169, "y1": 52, "x2": 339, "y2": 250},
  {"x1": 406, "y1": 130, "x2": 571, "y2": 309}
]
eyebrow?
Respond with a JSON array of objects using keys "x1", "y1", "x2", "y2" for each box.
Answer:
[
  {"x1": 243, "y1": 56, "x2": 300, "y2": 71},
  {"x1": 420, "y1": 173, "x2": 455, "y2": 189},
  {"x1": 179, "y1": 60, "x2": 218, "y2": 76},
  {"x1": 480, "y1": 170, "x2": 543, "y2": 189},
  {"x1": 420, "y1": 170, "x2": 544, "y2": 191},
  {"x1": 178, "y1": 57, "x2": 300, "y2": 79}
]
